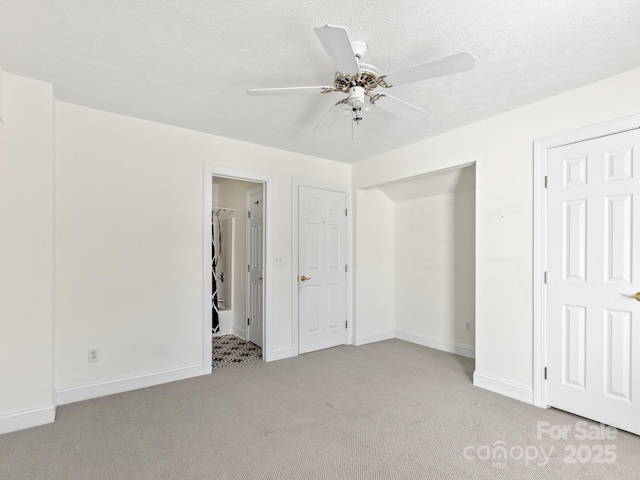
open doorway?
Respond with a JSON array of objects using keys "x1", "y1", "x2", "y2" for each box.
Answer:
[
  {"x1": 210, "y1": 175, "x2": 264, "y2": 369},
  {"x1": 377, "y1": 163, "x2": 476, "y2": 360}
]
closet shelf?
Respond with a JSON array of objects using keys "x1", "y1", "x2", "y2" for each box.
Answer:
[{"x1": 212, "y1": 207, "x2": 235, "y2": 218}]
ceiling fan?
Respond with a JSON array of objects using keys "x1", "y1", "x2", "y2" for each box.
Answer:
[{"x1": 247, "y1": 25, "x2": 476, "y2": 132}]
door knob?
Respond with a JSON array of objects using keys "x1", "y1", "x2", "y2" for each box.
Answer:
[
  {"x1": 300, "y1": 275, "x2": 311, "y2": 282},
  {"x1": 625, "y1": 292, "x2": 640, "y2": 301}
]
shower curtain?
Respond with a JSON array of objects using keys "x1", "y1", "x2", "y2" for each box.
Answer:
[{"x1": 211, "y1": 212, "x2": 222, "y2": 334}]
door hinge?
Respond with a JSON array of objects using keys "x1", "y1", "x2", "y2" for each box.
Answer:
[
  {"x1": 544, "y1": 271, "x2": 548, "y2": 284},
  {"x1": 247, "y1": 318, "x2": 250, "y2": 326},
  {"x1": 544, "y1": 175, "x2": 548, "y2": 188},
  {"x1": 345, "y1": 209, "x2": 347, "y2": 216},
  {"x1": 247, "y1": 264, "x2": 250, "y2": 272},
  {"x1": 345, "y1": 265, "x2": 347, "y2": 273},
  {"x1": 544, "y1": 367, "x2": 547, "y2": 380},
  {"x1": 248, "y1": 211, "x2": 251, "y2": 218},
  {"x1": 345, "y1": 321, "x2": 348, "y2": 328}
]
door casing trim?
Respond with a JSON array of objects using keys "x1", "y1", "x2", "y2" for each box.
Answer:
[
  {"x1": 203, "y1": 164, "x2": 272, "y2": 372},
  {"x1": 532, "y1": 113, "x2": 640, "y2": 407}
]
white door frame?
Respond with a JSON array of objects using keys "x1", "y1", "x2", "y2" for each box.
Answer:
[
  {"x1": 532, "y1": 113, "x2": 640, "y2": 407},
  {"x1": 203, "y1": 164, "x2": 272, "y2": 374},
  {"x1": 292, "y1": 178, "x2": 353, "y2": 355}
]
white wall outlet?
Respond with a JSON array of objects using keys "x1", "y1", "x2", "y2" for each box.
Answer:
[
  {"x1": 273, "y1": 256, "x2": 284, "y2": 266},
  {"x1": 88, "y1": 348, "x2": 99, "y2": 362}
]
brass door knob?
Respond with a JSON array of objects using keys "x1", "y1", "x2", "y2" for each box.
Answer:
[
  {"x1": 625, "y1": 292, "x2": 640, "y2": 301},
  {"x1": 300, "y1": 275, "x2": 311, "y2": 282}
]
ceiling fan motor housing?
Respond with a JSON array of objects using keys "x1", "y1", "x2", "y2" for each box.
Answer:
[{"x1": 334, "y1": 64, "x2": 380, "y2": 93}]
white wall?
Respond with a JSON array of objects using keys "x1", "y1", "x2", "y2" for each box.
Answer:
[
  {"x1": 0, "y1": 64, "x2": 4, "y2": 122},
  {"x1": 54, "y1": 101, "x2": 350, "y2": 391},
  {"x1": 354, "y1": 166, "x2": 476, "y2": 356},
  {"x1": 353, "y1": 67, "x2": 640, "y2": 396},
  {"x1": 3, "y1": 65, "x2": 640, "y2": 433},
  {"x1": 353, "y1": 188, "x2": 395, "y2": 344},
  {"x1": 394, "y1": 189, "x2": 475, "y2": 357},
  {"x1": 0, "y1": 73, "x2": 55, "y2": 431}
]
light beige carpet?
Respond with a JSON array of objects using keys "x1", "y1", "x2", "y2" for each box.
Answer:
[{"x1": 0, "y1": 339, "x2": 638, "y2": 479}]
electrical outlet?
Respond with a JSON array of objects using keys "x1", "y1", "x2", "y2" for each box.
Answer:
[
  {"x1": 465, "y1": 322, "x2": 471, "y2": 332},
  {"x1": 88, "y1": 348, "x2": 99, "y2": 363},
  {"x1": 273, "y1": 256, "x2": 284, "y2": 266}
]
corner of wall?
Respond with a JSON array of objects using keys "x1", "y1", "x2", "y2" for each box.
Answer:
[
  {"x1": 352, "y1": 330, "x2": 396, "y2": 346},
  {"x1": 354, "y1": 188, "x2": 396, "y2": 339},
  {"x1": 396, "y1": 330, "x2": 475, "y2": 359},
  {"x1": 0, "y1": 71, "x2": 56, "y2": 434},
  {"x1": 473, "y1": 370, "x2": 533, "y2": 404},
  {"x1": 0, "y1": 406, "x2": 57, "y2": 436},
  {"x1": 0, "y1": 64, "x2": 4, "y2": 123}
]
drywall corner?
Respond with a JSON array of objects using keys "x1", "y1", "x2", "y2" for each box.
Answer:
[
  {"x1": 0, "y1": 72, "x2": 55, "y2": 425},
  {"x1": 473, "y1": 370, "x2": 533, "y2": 404},
  {"x1": 0, "y1": 405, "x2": 56, "y2": 435},
  {"x1": 0, "y1": 64, "x2": 4, "y2": 122},
  {"x1": 354, "y1": 188, "x2": 395, "y2": 339}
]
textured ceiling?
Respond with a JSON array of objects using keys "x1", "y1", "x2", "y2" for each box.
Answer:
[{"x1": 1, "y1": 1, "x2": 639, "y2": 164}]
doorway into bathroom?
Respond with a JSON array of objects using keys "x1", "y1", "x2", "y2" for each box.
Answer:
[{"x1": 211, "y1": 175, "x2": 264, "y2": 368}]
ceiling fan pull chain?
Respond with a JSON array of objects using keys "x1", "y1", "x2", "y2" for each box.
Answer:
[{"x1": 351, "y1": 109, "x2": 354, "y2": 140}]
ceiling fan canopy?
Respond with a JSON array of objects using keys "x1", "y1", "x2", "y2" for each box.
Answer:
[{"x1": 247, "y1": 25, "x2": 476, "y2": 133}]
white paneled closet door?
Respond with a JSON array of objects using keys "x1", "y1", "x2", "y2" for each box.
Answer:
[{"x1": 546, "y1": 129, "x2": 640, "y2": 435}]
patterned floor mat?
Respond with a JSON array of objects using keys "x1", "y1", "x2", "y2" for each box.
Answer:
[{"x1": 212, "y1": 334, "x2": 262, "y2": 369}]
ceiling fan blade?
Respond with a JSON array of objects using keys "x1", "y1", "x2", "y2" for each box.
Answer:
[
  {"x1": 380, "y1": 52, "x2": 476, "y2": 86},
  {"x1": 314, "y1": 102, "x2": 348, "y2": 133},
  {"x1": 247, "y1": 86, "x2": 335, "y2": 96},
  {"x1": 314, "y1": 25, "x2": 360, "y2": 75},
  {"x1": 371, "y1": 93, "x2": 427, "y2": 121}
]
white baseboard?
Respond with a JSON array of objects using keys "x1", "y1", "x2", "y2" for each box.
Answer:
[
  {"x1": 473, "y1": 370, "x2": 533, "y2": 404},
  {"x1": 212, "y1": 329, "x2": 233, "y2": 337},
  {"x1": 265, "y1": 347, "x2": 294, "y2": 362},
  {"x1": 232, "y1": 327, "x2": 246, "y2": 339},
  {"x1": 352, "y1": 329, "x2": 396, "y2": 346},
  {"x1": 0, "y1": 405, "x2": 56, "y2": 435},
  {"x1": 395, "y1": 329, "x2": 475, "y2": 359},
  {"x1": 56, "y1": 364, "x2": 204, "y2": 406}
]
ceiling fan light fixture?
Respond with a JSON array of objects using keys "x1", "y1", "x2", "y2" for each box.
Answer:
[
  {"x1": 247, "y1": 25, "x2": 476, "y2": 133},
  {"x1": 348, "y1": 86, "x2": 365, "y2": 108}
]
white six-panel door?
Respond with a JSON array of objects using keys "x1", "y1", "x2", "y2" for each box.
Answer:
[
  {"x1": 298, "y1": 186, "x2": 347, "y2": 354},
  {"x1": 247, "y1": 186, "x2": 264, "y2": 348},
  {"x1": 547, "y1": 129, "x2": 640, "y2": 435}
]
